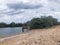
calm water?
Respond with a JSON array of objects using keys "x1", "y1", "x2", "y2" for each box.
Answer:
[{"x1": 0, "y1": 27, "x2": 24, "y2": 36}]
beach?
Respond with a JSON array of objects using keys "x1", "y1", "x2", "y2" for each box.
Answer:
[{"x1": 0, "y1": 25, "x2": 60, "y2": 45}]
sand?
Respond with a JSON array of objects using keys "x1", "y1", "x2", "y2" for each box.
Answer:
[{"x1": 0, "y1": 25, "x2": 60, "y2": 45}]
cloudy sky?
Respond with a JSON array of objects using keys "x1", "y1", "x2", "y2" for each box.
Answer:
[{"x1": 0, "y1": 0, "x2": 60, "y2": 23}]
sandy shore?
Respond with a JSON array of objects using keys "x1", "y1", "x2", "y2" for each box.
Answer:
[{"x1": 0, "y1": 25, "x2": 60, "y2": 45}]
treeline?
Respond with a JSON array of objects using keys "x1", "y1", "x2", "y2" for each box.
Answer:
[
  {"x1": 0, "y1": 22, "x2": 22, "y2": 28},
  {"x1": 0, "y1": 16, "x2": 60, "y2": 29},
  {"x1": 26, "y1": 16, "x2": 59, "y2": 29}
]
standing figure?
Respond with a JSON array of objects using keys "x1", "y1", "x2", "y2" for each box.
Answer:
[{"x1": 22, "y1": 24, "x2": 28, "y2": 32}]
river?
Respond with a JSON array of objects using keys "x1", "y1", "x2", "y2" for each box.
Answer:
[{"x1": 0, "y1": 27, "x2": 23, "y2": 36}]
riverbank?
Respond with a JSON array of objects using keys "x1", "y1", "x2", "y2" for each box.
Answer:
[
  {"x1": 0, "y1": 25, "x2": 60, "y2": 45},
  {"x1": 0, "y1": 33, "x2": 22, "y2": 38}
]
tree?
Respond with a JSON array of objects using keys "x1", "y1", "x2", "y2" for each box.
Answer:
[
  {"x1": 9, "y1": 22, "x2": 15, "y2": 27},
  {"x1": 15, "y1": 23, "x2": 23, "y2": 27},
  {"x1": 0, "y1": 23, "x2": 7, "y2": 28},
  {"x1": 28, "y1": 16, "x2": 58, "y2": 29},
  {"x1": 29, "y1": 18, "x2": 42, "y2": 29}
]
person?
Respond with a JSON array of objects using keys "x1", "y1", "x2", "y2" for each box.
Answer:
[{"x1": 22, "y1": 24, "x2": 28, "y2": 32}]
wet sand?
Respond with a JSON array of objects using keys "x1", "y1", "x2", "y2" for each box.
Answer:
[{"x1": 0, "y1": 25, "x2": 60, "y2": 45}]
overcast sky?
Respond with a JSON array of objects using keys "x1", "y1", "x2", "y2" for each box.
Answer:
[{"x1": 0, "y1": 0, "x2": 60, "y2": 23}]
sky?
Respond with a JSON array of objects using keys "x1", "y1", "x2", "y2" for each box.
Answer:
[{"x1": 0, "y1": 0, "x2": 60, "y2": 23}]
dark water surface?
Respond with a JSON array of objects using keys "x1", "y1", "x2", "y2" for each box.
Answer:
[{"x1": 0, "y1": 27, "x2": 23, "y2": 36}]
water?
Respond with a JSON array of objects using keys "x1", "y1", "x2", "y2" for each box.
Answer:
[{"x1": 0, "y1": 27, "x2": 23, "y2": 36}]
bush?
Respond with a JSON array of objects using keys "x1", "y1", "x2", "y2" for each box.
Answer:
[{"x1": 28, "y1": 16, "x2": 58, "y2": 29}]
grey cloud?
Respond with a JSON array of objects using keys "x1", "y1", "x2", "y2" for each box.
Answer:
[
  {"x1": 50, "y1": 8, "x2": 55, "y2": 11},
  {"x1": 48, "y1": 0, "x2": 60, "y2": 12},
  {"x1": 48, "y1": 0, "x2": 60, "y2": 3},
  {"x1": 0, "y1": 2, "x2": 43, "y2": 15},
  {"x1": 0, "y1": 10, "x2": 24, "y2": 15},
  {"x1": 6, "y1": 10, "x2": 24, "y2": 15},
  {"x1": 49, "y1": 0, "x2": 57, "y2": 2},
  {"x1": 7, "y1": 2, "x2": 43, "y2": 10},
  {"x1": 0, "y1": 7, "x2": 25, "y2": 15}
]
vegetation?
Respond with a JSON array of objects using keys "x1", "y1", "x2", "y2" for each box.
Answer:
[
  {"x1": 0, "y1": 16, "x2": 59, "y2": 29},
  {"x1": 27, "y1": 16, "x2": 59, "y2": 29},
  {"x1": 0, "y1": 22, "x2": 23, "y2": 28}
]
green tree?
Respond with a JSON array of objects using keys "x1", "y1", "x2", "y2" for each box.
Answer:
[
  {"x1": 9, "y1": 22, "x2": 15, "y2": 27},
  {"x1": 28, "y1": 16, "x2": 58, "y2": 29},
  {"x1": 0, "y1": 23, "x2": 7, "y2": 28}
]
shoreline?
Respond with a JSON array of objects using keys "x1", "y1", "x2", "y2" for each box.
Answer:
[
  {"x1": 0, "y1": 28, "x2": 28, "y2": 38},
  {"x1": 0, "y1": 33, "x2": 21, "y2": 38},
  {"x1": 0, "y1": 34, "x2": 21, "y2": 42},
  {"x1": 0, "y1": 25, "x2": 60, "y2": 45},
  {"x1": 0, "y1": 32, "x2": 29, "y2": 42},
  {"x1": 0, "y1": 31, "x2": 28, "y2": 38},
  {"x1": 0, "y1": 25, "x2": 58, "y2": 39}
]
